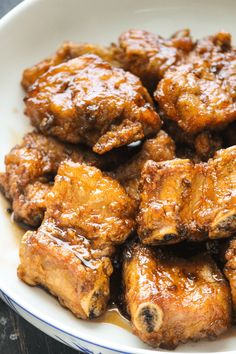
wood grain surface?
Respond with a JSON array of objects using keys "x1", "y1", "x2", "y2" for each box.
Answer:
[{"x1": 0, "y1": 1, "x2": 81, "y2": 353}]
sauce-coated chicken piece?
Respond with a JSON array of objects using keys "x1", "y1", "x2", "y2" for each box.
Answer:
[
  {"x1": 0, "y1": 132, "x2": 104, "y2": 227},
  {"x1": 155, "y1": 32, "x2": 236, "y2": 133},
  {"x1": 163, "y1": 119, "x2": 223, "y2": 162},
  {"x1": 123, "y1": 243, "x2": 231, "y2": 349},
  {"x1": 224, "y1": 238, "x2": 236, "y2": 319},
  {"x1": 117, "y1": 29, "x2": 194, "y2": 91},
  {"x1": 22, "y1": 41, "x2": 120, "y2": 90},
  {"x1": 194, "y1": 130, "x2": 223, "y2": 160},
  {"x1": 24, "y1": 54, "x2": 161, "y2": 154},
  {"x1": 18, "y1": 161, "x2": 135, "y2": 319},
  {"x1": 114, "y1": 130, "x2": 175, "y2": 203},
  {"x1": 138, "y1": 146, "x2": 236, "y2": 244}
]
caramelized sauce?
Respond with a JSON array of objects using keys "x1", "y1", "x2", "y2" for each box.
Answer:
[{"x1": 91, "y1": 307, "x2": 131, "y2": 332}]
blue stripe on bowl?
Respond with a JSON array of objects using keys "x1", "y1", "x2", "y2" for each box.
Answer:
[{"x1": 0, "y1": 289, "x2": 130, "y2": 354}]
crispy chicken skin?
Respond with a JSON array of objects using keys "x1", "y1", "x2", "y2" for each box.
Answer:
[
  {"x1": 0, "y1": 132, "x2": 104, "y2": 227},
  {"x1": 224, "y1": 238, "x2": 236, "y2": 318},
  {"x1": 155, "y1": 32, "x2": 236, "y2": 134},
  {"x1": 22, "y1": 41, "x2": 120, "y2": 91},
  {"x1": 24, "y1": 54, "x2": 161, "y2": 154},
  {"x1": 114, "y1": 130, "x2": 175, "y2": 203},
  {"x1": 18, "y1": 161, "x2": 135, "y2": 319},
  {"x1": 117, "y1": 29, "x2": 194, "y2": 91},
  {"x1": 138, "y1": 146, "x2": 236, "y2": 244},
  {"x1": 123, "y1": 243, "x2": 231, "y2": 349}
]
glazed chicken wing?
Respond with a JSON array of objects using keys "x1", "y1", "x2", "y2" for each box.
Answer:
[
  {"x1": 117, "y1": 29, "x2": 193, "y2": 91},
  {"x1": 155, "y1": 32, "x2": 236, "y2": 133},
  {"x1": 123, "y1": 243, "x2": 231, "y2": 349},
  {"x1": 0, "y1": 132, "x2": 104, "y2": 227},
  {"x1": 22, "y1": 41, "x2": 120, "y2": 91},
  {"x1": 114, "y1": 130, "x2": 175, "y2": 203},
  {"x1": 24, "y1": 54, "x2": 161, "y2": 154},
  {"x1": 224, "y1": 238, "x2": 236, "y2": 319},
  {"x1": 18, "y1": 161, "x2": 135, "y2": 319},
  {"x1": 138, "y1": 146, "x2": 236, "y2": 244}
]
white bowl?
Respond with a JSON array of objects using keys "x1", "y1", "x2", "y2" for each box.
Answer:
[{"x1": 0, "y1": 0, "x2": 236, "y2": 353}]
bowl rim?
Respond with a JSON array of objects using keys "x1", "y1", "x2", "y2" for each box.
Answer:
[
  {"x1": 1, "y1": 282, "x2": 234, "y2": 354},
  {"x1": 0, "y1": 1, "x2": 235, "y2": 353}
]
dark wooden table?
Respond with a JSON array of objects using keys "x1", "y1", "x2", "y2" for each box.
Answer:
[{"x1": 0, "y1": 1, "x2": 81, "y2": 353}]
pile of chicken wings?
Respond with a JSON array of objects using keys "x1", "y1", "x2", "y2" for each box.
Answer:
[{"x1": 1, "y1": 28, "x2": 236, "y2": 350}]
